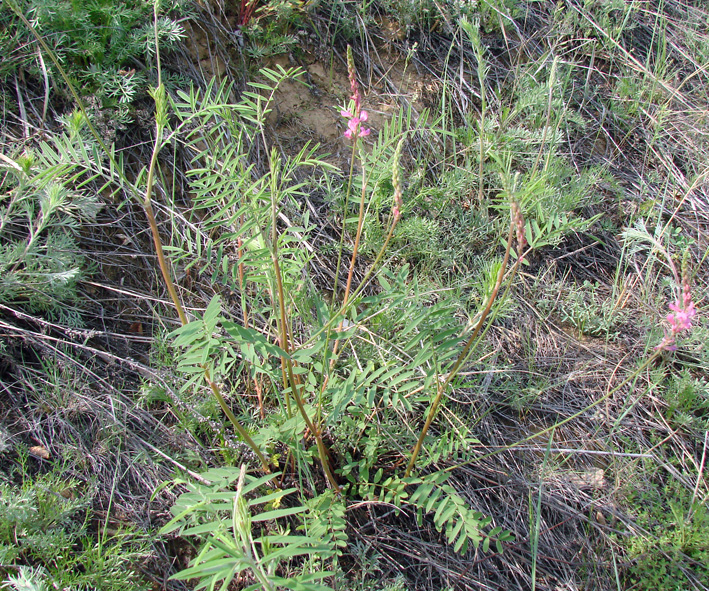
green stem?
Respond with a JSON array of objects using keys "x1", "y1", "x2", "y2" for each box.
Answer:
[
  {"x1": 143, "y1": 123, "x2": 188, "y2": 327},
  {"x1": 205, "y1": 369, "x2": 271, "y2": 472},
  {"x1": 267, "y1": 151, "x2": 339, "y2": 490},
  {"x1": 329, "y1": 170, "x2": 368, "y2": 361},
  {"x1": 331, "y1": 141, "x2": 359, "y2": 304},
  {"x1": 405, "y1": 222, "x2": 516, "y2": 477},
  {"x1": 342, "y1": 169, "x2": 368, "y2": 308}
]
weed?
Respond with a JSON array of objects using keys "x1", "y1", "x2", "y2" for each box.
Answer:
[
  {"x1": 623, "y1": 478, "x2": 709, "y2": 591},
  {"x1": 662, "y1": 370, "x2": 709, "y2": 431},
  {"x1": 0, "y1": 123, "x2": 100, "y2": 325},
  {"x1": 539, "y1": 279, "x2": 625, "y2": 339},
  {"x1": 2, "y1": 0, "x2": 185, "y2": 114},
  {"x1": 0, "y1": 465, "x2": 150, "y2": 591}
]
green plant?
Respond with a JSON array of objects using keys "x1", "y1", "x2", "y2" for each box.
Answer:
[
  {"x1": 241, "y1": 0, "x2": 306, "y2": 60},
  {"x1": 376, "y1": 0, "x2": 441, "y2": 36},
  {"x1": 622, "y1": 477, "x2": 709, "y2": 591},
  {"x1": 0, "y1": 120, "x2": 100, "y2": 325},
  {"x1": 661, "y1": 370, "x2": 709, "y2": 431},
  {"x1": 157, "y1": 53, "x2": 521, "y2": 558},
  {"x1": 539, "y1": 279, "x2": 625, "y2": 338},
  {"x1": 160, "y1": 465, "x2": 336, "y2": 590},
  {"x1": 2, "y1": 567, "x2": 49, "y2": 591},
  {"x1": 0, "y1": 466, "x2": 150, "y2": 591},
  {"x1": 1, "y1": 0, "x2": 185, "y2": 112}
]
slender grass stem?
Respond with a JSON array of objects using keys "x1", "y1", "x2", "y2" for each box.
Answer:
[{"x1": 331, "y1": 142, "x2": 359, "y2": 304}]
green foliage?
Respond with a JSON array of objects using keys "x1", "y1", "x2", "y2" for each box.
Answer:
[
  {"x1": 2, "y1": 567, "x2": 50, "y2": 591},
  {"x1": 538, "y1": 279, "x2": 625, "y2": 338},
  {"x1": 390, "y1": 215, "x2": 441, "y2": 267},
  {"x1": 0, "y1": 117, "x2": 101, "y2": 325},
  {"x1": 355, "y1": 471, "x2": 514, "y2": 554},
  {"x1": 623, "y1": 478, "x2": 709, "y2": 591},
  {"x1": 376, "y1": 0, "x2": 441, "y2": 34},
  {"x1": 302, "y1": 490, "x2": 347, "y2": 558},
  {"x1": 2, "y1": 0, "x2": 186, "y2": 110},
  {"x1": 161, "y1": 466, "x2": 336, "y2": 591},
  {"x1": 169, "y1": 71, "x2": 333, "y2": 296},
  {"x1": 242, "y1": 0, "x2": 305, "y2": 60},
  {"x1": 5, "y1": 0, "x2": 709, "y2": 588},
  {"x1": 660, "y1": 370, "x2": 709, "y2": 431},
  {"x1": 0, "y1": 466, "x2": 150, "y2": 591},
  {"x1": 160, "y1": 64, "x2": 518, "y2": 567}
]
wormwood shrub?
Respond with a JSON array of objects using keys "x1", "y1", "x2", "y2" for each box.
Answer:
[
  {"x1": 0, "y1": 462, "x2": 150, "y2": 591},
  {"x1": 1, "y1": 0, "x2": 186, "y2": 114},
  {"x1": 0, "y1": 113, "x2": 101, "y2": 325}
]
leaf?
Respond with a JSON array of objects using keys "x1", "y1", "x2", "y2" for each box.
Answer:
[
  {"x1": 170, "y1": 321, "x2": 202, "y2": 346},
  {"x1": 182, "y1": 522, "x2": 228, "y2": 536},
  {"x1": 250, "y1": 506, "x2": 307, "y2": 522}
]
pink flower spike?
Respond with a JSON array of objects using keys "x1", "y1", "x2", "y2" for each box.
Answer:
[{"x1": 684, "y1": 290, "x2": 692, "y2": 308}]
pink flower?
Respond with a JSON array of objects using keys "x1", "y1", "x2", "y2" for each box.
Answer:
[
  {"x1": 655, "y1": 336, "x2": 678, "y2": 352},
  {"x1": 667, "y1": 300, "x2": 697, "y2": 332},
  {"x1": 656, "y1": 281, "x2": 698, "y2": 351},
  {"x1": 342, "y1": 110, "x2": 370, "y2": 139},
  {"x1": 341, "y1": 46, "x2": 371, "y2": 141}
]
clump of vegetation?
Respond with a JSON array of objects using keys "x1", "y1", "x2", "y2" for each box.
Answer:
[
  {"x1": 0, "y1": 458, "x2": 150, "y2": 590},
  {"x1": 0, "y1": 113, "x2": 99, "y2": 325},
  {"x1": 1, "y1": 0, "x2": 707, "y2": 589},
  {"x1": 1, "y1": 0, "x2": 186, "y2": 124},
  {"x1": 622, "y1": 473, "x2": 709, "y2": 590}
]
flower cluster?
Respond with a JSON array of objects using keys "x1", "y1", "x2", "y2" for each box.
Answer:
[
  {"x1": 656, "y1": 275, "x2": 697, "y2": 351},
  {"x1": 341, "y1": 108, "x2": 370, "y2": 140},
  {"x1": 341, "y1": 46, "x2": 370, "y2": 140}
]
